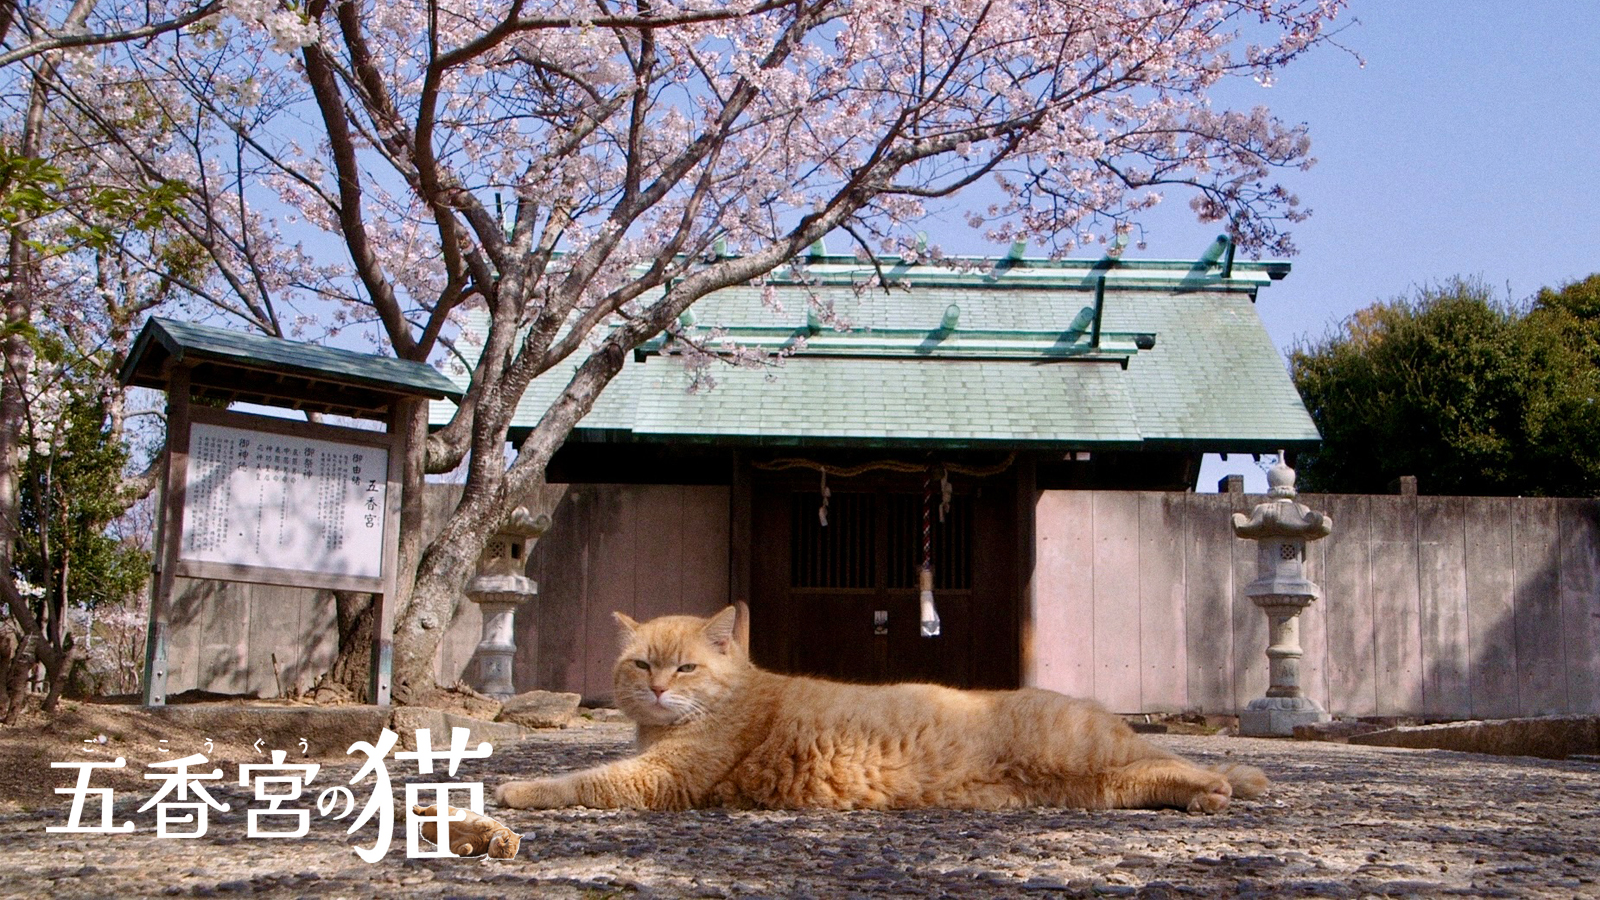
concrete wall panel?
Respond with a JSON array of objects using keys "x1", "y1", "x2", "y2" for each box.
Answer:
[
  {"x1": 1137, "y1": 493, "x2": 1188, "y2": 712},
  {"x1": 1512, "y1": 498, "x2": 1566, "y2": 716},
  {"x1": 1463, "y1": 497, "x2": 1520, "y2": 718},
  {"x1": 1560, "y1": 501, "x2": 1600, "y2": 714},
  {"x1": 1182, "y1": 493, "x2": 1234, "y2": 713},
  {"x1": 1091, "y1": 492, "x2": 1142, "y2": 712},
  {"x1": 1029, "y1": 491, "x2": 1096, "y2": 697},
  {"x1": 1416, "y1": 496, "x2": 1472, "y2": 718}
]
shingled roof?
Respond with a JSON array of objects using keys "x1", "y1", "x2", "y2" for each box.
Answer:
[
  {"x1": 122, "y1": 317, "x2": 462, "y2": 419},
  {"x1": 431, "y1": 253, "x2": 1320, "y2": 452}
]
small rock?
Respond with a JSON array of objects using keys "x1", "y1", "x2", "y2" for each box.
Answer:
[
  {"x1": 1127, "y1": 722, "x2": 1169, "y2": 734},
  {"x1": 1292, "y1": 720, "x2": 1397, "y2": 743},
  {"x1": 499, "y1": 691, "x2": 583, "y2": 728}
]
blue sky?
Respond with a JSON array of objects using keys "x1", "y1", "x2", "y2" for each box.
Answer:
[
  {"x1": 952, "y1": 3, "x2": 1600, "y2": 490},
  {"x1": 1209, "y1": 2, "x2": 1600, "y2": 350}
]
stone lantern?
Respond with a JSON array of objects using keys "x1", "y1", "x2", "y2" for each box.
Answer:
[
  {"x1": 1231, "y1": 457, "x2": 1333, "y2": 736},
  {"x1": 465, "y1": 507, "x2": 550, "y2": 698}
]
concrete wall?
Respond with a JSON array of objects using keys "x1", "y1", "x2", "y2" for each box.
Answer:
[
  {"x1": 165, "y1": 479, "x2": 1599, "y2": 719},
  {"x1": 1030, "y1": 490, "x2": 1600, "y2": 718}
]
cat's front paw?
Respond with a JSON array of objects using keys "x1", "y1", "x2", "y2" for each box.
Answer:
[
  {"x1": 1185, "y1": 774, "x2": 1233, "y2": 814},
  {"x1": 495, "y1": 777, "x2": 573, "y2": 810}
]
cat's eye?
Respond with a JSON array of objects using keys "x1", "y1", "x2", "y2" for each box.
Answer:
[
  {"x1": 677, "y1": 663, "x2": 697, "y2": 673},
  {"x1": 633, "y1": 659, "x2": 650, "y2": 671}
]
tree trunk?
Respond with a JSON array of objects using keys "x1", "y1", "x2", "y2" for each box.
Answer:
[
  {"x1": 0, "y1": 11, "x2": 77, "y2": 723},
  {"x1": 0, "y1": 629, "x2": 15, "y2": 722},
  {"x1": 390, "y1": 549, "x2": 480, "y2": 703},
  {"x1": 313, "y1": 589, "x2": 374, "y2": 701},
  {"x1": 39, "y1": 633, "x2": 81, "y2": 713},
  {"x1": 2, "y1": 630, "x2": 37, "y2": 724}
]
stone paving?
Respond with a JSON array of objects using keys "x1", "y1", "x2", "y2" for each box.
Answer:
[{"x1": 5, "y1": 722, "x2": 1599, "y2": 898}]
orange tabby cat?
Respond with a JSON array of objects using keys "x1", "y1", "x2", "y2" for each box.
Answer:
[{"x1": 495, "y1": 604, "x2": 1266, "y2": 813}]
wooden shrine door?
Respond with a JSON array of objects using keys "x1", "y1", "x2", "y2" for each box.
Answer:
[{"x1": 748, "y1": 477, "x2": 1019, "y2": 689}]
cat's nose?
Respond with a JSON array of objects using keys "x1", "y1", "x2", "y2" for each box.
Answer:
[{"x1": 651, "y1": 686, "x2": 667, "y2": 698}]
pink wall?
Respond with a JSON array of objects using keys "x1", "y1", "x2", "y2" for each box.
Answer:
[{"x1": 1029, "y1": 490, "x2": 1600, "y2": 718}]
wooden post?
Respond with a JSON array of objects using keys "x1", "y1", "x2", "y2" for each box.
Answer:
[
  {"x1": 143, "y1": 365, "x2": 192, "y2": 706},
  {"x1": 728, "y1": 451, "x2": 752, "y2": 604},
  {"x1": 1014, "y1": 453, "x2": 1037, "y2": 689},
  {"x1": 370, "y1": 397, "x2": 416, "y2": 707}
]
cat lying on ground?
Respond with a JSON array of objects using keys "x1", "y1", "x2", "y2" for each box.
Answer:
[
  {"x1": 411, "y1": 804, "x2": 521, "y2": 858},
  {"x1": 495, "y1": 604, "x2": 1266, "y2": 813}
]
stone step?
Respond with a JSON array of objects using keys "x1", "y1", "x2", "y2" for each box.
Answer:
[{"x1": 1346, "y1": 715, "x2": 1600, "y2": 760}]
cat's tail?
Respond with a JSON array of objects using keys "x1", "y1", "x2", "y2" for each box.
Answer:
[{"x1": 1214, "y1": 763, "x2": 1269, "y2": 799}]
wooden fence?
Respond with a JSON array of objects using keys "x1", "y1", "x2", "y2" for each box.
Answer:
[{"x1": 1029, "y1": 491, "x2": 1600, "y2": 718}]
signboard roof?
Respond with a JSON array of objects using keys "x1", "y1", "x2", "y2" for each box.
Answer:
[{"x1": 120, "y1": 317, "x2": 462, "y2": 419}]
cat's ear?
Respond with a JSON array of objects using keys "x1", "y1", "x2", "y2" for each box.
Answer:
[
  {"x1": 613, "y1": 611, "x2": 641, "y2": 644},
  {"x1": 702, "y1": 605, "x2": 740, "y2": 655},
  {"x1": 733, "y1": 601, "x2": 751, "y2": 653}
]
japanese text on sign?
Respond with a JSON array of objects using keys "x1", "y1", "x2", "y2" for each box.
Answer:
[{"x1": 181, "y1": 423, "x2": 388, "y2": 578}]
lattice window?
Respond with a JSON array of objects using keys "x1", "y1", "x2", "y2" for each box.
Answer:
[
  {"x1": 790, "y1": 491, "x2": 876, "y2": 589},
  {"x1": 789, "y1": 490, "x2": 972, "y2": 590},
  {"x1": 886, "y1": 494, "x2": 972, "y2": 591}
]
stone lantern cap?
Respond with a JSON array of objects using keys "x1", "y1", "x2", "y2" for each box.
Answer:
[
  {"x1": 500, "y1": 506, "x2": 552, "y2": 541},
  {"x1": 470, "y1": 506, "x2": 551, "y2": 599},
  {"x1": 1230, "y1": 457, "x2": 1333, "y2": 541}
]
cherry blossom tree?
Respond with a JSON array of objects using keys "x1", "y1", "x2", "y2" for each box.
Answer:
[
  {"x1": 10, "y1": 0, "x2": 1345, "y2": 701},
  {"x1": 0, "y1": 0, "x2": 228, "y2": 717}
]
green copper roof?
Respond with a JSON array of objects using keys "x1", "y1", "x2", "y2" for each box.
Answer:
[
  {"x1": 122, "y1": 317, "x2": 462, "y2": 418},
  {"x1": 430, "y1": 255, "x2": 1320, "y2": 451}
]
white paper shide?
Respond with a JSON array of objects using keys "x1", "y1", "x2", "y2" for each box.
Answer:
[{"x1": 180, "y1": 422, "x2": 387, "y2": 579}]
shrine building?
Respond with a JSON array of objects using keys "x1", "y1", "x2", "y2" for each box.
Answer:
[{"x1": 432, "y1": 244, "x2": 1320, "y2": 702}]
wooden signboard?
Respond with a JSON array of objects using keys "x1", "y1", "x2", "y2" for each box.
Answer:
[
  {"x1": 143, "y1": 369, "x2": 407, "y2": 707},
  {"x1": 121, "y1": 317, "x2": 459, "y2": 710},
  {"x1": 177, "y1": 411, "x2": 393, "y2": 589}
]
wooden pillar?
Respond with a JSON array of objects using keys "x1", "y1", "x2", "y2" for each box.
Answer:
[
  {"x1": 370, "y1": 397, "x2": 418, "y2": 707},
  {"x1": 143, "y1": 365, "x2": 192, "y2": 706},
  {"x1": 1014, "y1": 453, "x2": 1037, "y2": 689},
  {"x1": 729, "y1": 450, "x2": 753, "y2": 603}
]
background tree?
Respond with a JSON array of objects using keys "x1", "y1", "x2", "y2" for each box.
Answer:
[
  {"x1": 11, "y1": 337, "x2": 150, "y2": 713},
  {"x1": 1290, "y1": 276, "x2": 1600, "y2": 496},
  {"x1": 0, "y1": 0, "x2": 209, "y2": 718},
  {"x1": 8, "y1": 0, "x2": 1347, "y2": 701}
]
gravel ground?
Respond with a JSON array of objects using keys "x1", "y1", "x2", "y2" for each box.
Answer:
[{"x1": 4, "y1": 721, "x2": 1599, "y2": 899}]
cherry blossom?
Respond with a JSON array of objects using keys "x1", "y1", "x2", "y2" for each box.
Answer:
[{"x1": 1, "y1": 0, "x2": 1345, "y2": 695}]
